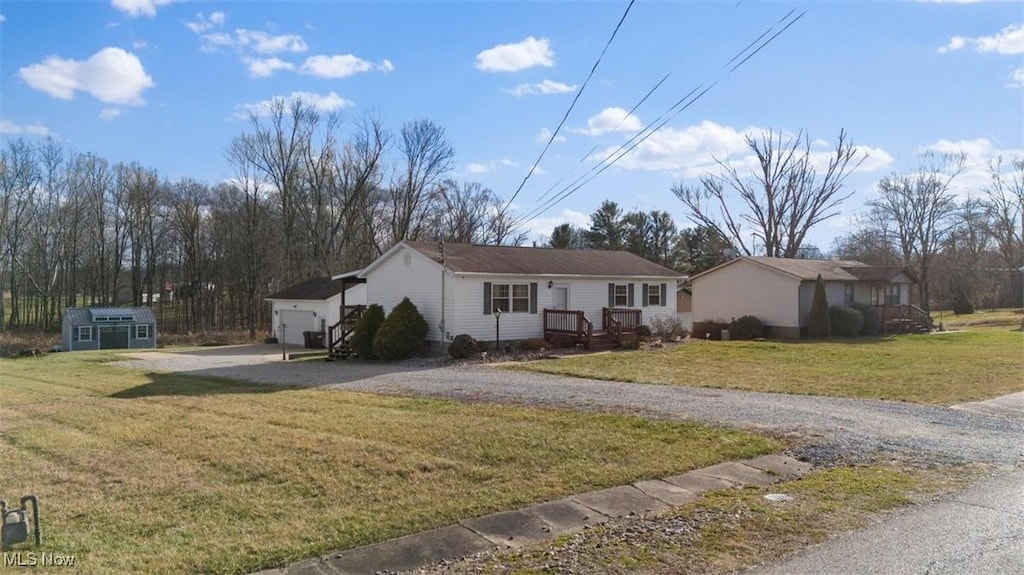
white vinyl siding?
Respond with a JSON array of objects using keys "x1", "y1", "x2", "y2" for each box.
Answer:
[{"x1": 365, "y1": 245, "x2": 450, "y2": 342}]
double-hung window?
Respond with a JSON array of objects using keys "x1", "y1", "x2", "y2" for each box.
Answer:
[
  {"x1": 491, "y1": 283, "x2": 531, "y2": 313},
  {"x1": 885, "y1": 284, "x2": 900, "y2": 305},
  {"x1": 844, "y1": 284, "x2": 855, "y2": 305},
  {"x1": 613, "y1": 284, "x2": 628, "y2": 307},
  {"x1": 647, "y1": 284, "x2": 661, "y2": 306},
  {"x1": 77, "y1": 326, "x2": 93, "y2": 342},
  {"x1": 136, "y1": 324, "x2": 151, "y2": 339}
]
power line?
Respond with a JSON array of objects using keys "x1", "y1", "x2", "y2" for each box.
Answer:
[
  {"x1": 501, "y1": 0, "x2": 636, "y2": 214},
  {"x1": 509, "y1": 9, "x2": 806, "y2": 232}
]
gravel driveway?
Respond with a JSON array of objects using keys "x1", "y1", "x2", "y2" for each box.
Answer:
[{"x1": 116, "y1": 345, "x2": 1024, "y2": 466}]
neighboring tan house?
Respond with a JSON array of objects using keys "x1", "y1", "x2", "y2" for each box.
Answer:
[
  {"x1": 354, "y1": 240, "x2": 683, "y2": 351},
  {"x1": 62, "y1": 307, "x2": 157, "y2": 351},
  {"x1": 266, "y1": 273, "x2": 366, "y2": 346},
  {"x1": 691, "y1": 257, "x2": 925, "y2": 338}
]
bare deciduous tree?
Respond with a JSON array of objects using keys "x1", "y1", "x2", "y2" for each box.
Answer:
[
  {"x1": 673, "y1": 129, "x2": 864, "y2": 258},
  {"x1": 867, "y1": 152, "x2": 966, "y2": 312},
  {"x1": 384, "y1": 119, "x2": 454, "y2": 249}
]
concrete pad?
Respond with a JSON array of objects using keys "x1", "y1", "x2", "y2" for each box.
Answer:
[
  {"x1": 633, "y1": 479, "x2": 700, "y2": 506},
  {"x1": 953, "y1": 391, "x2": 1024, "y2": 421},
  {"x1": 741, "y1": 455, "x2": 813, "y2": 479},
  {"x1": 662, "y1": 471, "x2": 736, "y2": 493},
  {"x1": 528, "y1": 498, "x2": 609, "y2": 533},
  {"x1": 462, "y1": 509, "x2": 551, "y2": 548},
  {"x1": 694, "y1": 462, "x2": 777, "y2": 486},
  {"x1": 572, "y1": 485, "x2": 671, "y2": 518},
  {"x1": 328, "y1": 525, "x2": 492, "y2": 575}
]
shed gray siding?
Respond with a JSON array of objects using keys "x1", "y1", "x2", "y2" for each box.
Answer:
[{"x1": 62, "y1": 307, "x2": 157, "y2": 351}]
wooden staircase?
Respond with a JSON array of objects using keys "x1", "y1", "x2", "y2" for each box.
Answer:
[
  {"x1": 588, "y1": 331, "x2": 620, "y2": 352},
  {"x1": 327, "y1": 305, "x2": 365, "y2": 360},
  {"x1": 882, "y1": 304, "x2": 934, "y2": 335}
]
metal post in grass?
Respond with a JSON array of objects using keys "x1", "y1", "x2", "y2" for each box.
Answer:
[{"x1": 280, "y1": 323, "x2": 287, "y2": 360}]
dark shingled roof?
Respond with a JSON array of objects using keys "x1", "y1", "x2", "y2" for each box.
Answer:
[
  {"x1": 267, "y1": 277, "x2": 347, "y2": 300},
  {"x1": 404, "y1": 241, "x2": 681, "y2": 277}
]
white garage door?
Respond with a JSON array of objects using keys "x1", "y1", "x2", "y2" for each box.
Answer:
[{"x1": 278, "y1": 310, "x2": 315, "y2": 346}]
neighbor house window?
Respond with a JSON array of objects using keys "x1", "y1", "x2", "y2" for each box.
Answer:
[
  {"x1": 647, "y1": 284, "x2": 661, "y2": 306},
  {"x1": 870, "y1": 286, "x2": 882, "y2": 306},
  {"x1": 614, "y1": 284, "x2": 628, "y2": 307},
  {"x1": 136, "y1": 324, "x2": 150, "y2": 339},
  {"x1": 886, "y1": 284, "x2": 900, "y2": 305},
  {"x1": 845, "y1": 284, "x2": 855, "y2": 305},
  {"x1": 77, "y1": 326, "x2": 93, "y2": 342}
]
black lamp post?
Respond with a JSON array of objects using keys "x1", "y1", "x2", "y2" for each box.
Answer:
[{"x1": 494, "y1": 307, "x2": 501, "y2": 353}]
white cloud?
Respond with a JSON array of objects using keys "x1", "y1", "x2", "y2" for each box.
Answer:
[
  {"x1": 939, "y1": 23, "x2": 1024, "y2": 55},
  {"x1": 463, "y1": 159, "x2": 518, "y2": 175},
  {"x1": 197, "y1": 28, "x2": 307, "y2": 54},
  {"x1": 1009, "y1": 67, "x2": 1024, "y2": 88},
  {"x1": 111, "y1": 0, "x2": 176, "y2": 18},
  {"x1": 0, "y1": 118, "x2": 52, "y2": 137},
  {"x1": 508, "y1": 79, "x2": 576, "y2": 97},
  {"x1": 0, "y1": 14, "x2": 6, "y2": 24},
  {"x1": 536, "y1": 127, "x2": 567, "y2": 143},
  {"x1": 234, "y1": 91, "x2": 353, "y2": 119},
  {"x1": 475, "y1": 36, "x2": 554, "y2": 72},
  {"x1": 132, "y1": 40, "x2": 148, "y2": 49},
  {"x1": 299, "y1": 54, "x2": 393, "y2": 78},
  {"x1": 917, "y1": 137, "x2": 1024, "y2": 196},
  {"x1": 574, "y1": 107, "x2": 643, "y2": 136},
  {"x1": 522, "y1": 208, "x2": 590, "y2": 241},
  {"x1": 186, "y1": 11, "x2": 225, "y2": 33},
  {"x1": 99, "y1": 107, "x2": 122, "y2": 120},
  {"x1": 590, "y1": 120, "x2": 892, "y2": 178},
  {"x1": 19, "y1": 47, "x2": 154, "y2": 105},
  {"x1": 246, "y1": 57, "x2": 294, "y2": 78}
]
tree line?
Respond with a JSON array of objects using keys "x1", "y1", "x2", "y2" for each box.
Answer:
[{"x1": 0, "y1": 99, "x2": 522, "y2": 334}]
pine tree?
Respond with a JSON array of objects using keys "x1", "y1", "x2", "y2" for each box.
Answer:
[{"x1": 808, "y1": 273, "x2": 831, "y2": 338}]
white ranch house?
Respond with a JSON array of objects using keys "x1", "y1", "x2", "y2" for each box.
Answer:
[
  {"x1": 691, "y1": 256, "x2": 928, "y2": 338},
  {"x1": 355, "y1": 241, "x2": 683, "y2": 351}
]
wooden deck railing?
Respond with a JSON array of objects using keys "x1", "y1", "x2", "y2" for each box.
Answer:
[
  {"x1": 328, "y1": 305, "x2": 366, "y2": 353},
  {"x1": 543, "y1": 309, "x2": 593, "y2": 349},
  {"x1": 880, "y1": 304, "x2": 933, "y2": 334},
  {"x1": 602, "y1": 308, "x2": 642, "y2": 337}
]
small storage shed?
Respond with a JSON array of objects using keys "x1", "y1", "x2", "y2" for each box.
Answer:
[{"x1": 62, "y1": 307, "x2": 157, "y2": 351}]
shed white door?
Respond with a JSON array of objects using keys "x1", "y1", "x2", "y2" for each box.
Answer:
[{"x1": 278, "y1": 310, "x2": 315, "y2": 346}]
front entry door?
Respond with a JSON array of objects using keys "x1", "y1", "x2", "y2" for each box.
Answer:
[{"x1": 553, "y1": 285, "x2": 569, "y2": 310}]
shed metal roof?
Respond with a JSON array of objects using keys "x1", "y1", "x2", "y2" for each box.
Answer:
[{"x1": 65, "y1": 307, "x2": 156, "y2": 325}]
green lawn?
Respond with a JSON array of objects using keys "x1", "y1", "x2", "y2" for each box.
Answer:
[
  {"x1": 0, "y1": 352, "x2": 778, "y2": 574},
  {"x1": 508, "y1": 328, "x2": 1024, "y2": 404}
]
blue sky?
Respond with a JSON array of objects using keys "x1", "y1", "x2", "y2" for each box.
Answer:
[{"x1": 2, "y1": 0, "x2": 1022, "y2": 250}]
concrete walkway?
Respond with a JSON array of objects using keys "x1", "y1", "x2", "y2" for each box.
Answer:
[
  {"x1": 953, "y1": 391, "x2": 1024, "y2": 421},
  {"x1": 747, "y1": 468, "x2": 1024, "y2": 575},
  {"x1": 251, "y1": 455, "x2": 811, "y2": 575}
]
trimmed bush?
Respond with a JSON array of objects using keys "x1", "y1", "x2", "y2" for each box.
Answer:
[
  {"x1": 850, "y1": 303, "x2": 880, "y2": 336},
  {"x1": 349, "y1": 304, "x2": 385, "y2": 359},
  {"x1": 372, "y1": 298, "x2": 429, "y2": 361},
  {"x1": 650, "y1": 315, "x2": 689, "y2": 339},
  {"x1": 692, "y1": 320, "x2": 728, "y2": 341},
  {"x1": 633, "y1": 325, "x2": 652, "y2": 340},
  {"x1": 448, "y1": 334, "x2": 481, "y2": 359},
  {"x1": 728, "y1": 315, "x2": 766, "y2": 340},
  {"x1": 828, "y1": 306, "x2": 864, "y2": 338},
  {"x1": 807, "y1": 273, "x2": 831, "y2": 338},
  {"x1": 518, "y1": 337, "x2": 549, "y2": 352}
]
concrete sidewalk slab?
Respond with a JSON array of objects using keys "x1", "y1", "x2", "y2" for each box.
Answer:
[
  {"x1": 461, "y1": 509, "x2": 551, "y2": 549},
  {"x1": 742, "y1": 454, "x2": 814, "y2": 478},
  {"x1": 693, "y1": 461, "x2": 777, "y2": 486},
  {"x1": 633, "y1": 479, "x2": 700, "y2": 506},
  {"x1": 328, "y1": 525, "x2": 493, "y2": 575},
  {"x1": 527, "y1": 498, "x2": 609, "y2": 532},
  {"x1": 663, "y1": 471, "x2": 737, "y2": 493},
  {"x1": 572, "y1": 485, "x2": 671, "y2": 518}
]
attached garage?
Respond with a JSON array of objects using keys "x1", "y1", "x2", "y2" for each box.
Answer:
[{"x1": 266, "y1": 273, "x2": 367, "y2": 347}]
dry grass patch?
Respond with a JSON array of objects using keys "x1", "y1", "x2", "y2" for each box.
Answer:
[
  {"x1": 0, "y1": 352, "x2": 778, "y2": 574},
  {"x1": 509, "y1": 328, "x2": 1023, "y2": 405}
]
